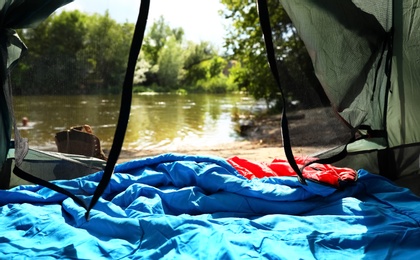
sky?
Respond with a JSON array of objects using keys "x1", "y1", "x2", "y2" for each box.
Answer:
[{"x1": 60, "y1": 0, "x2": 228, "y2": 49}]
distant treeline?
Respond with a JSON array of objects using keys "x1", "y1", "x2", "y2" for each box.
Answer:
[
  {"x1": 12, "y1": 11, "x2": 238, "y2": 95},
  {"x1": 13, "y1": 1, "x2": 329, "y2": 110}
]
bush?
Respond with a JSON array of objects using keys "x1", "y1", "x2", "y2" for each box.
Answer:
[
  {"x1": 133, "y1": 85, "x2": 153, "y2": 93},
  {"x1": 200, "y1": 77, "x2": 229, "y2": 94}
]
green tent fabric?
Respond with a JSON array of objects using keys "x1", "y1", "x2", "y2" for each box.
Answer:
[
  {"x1": 0, "y1": 0, "x2": 72, "y2": 173},
  {"x1": 279, "y1": 0, "x2": 420, "y2": 188}
]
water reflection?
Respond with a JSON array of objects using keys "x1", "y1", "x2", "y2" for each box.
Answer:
[{"x1": 12, "y1": 93, "x2": 265, "y2": 151}]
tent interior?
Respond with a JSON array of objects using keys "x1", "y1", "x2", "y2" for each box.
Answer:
[{"x1": 1, "y1": 0, "x2": 420, "y2": 258}]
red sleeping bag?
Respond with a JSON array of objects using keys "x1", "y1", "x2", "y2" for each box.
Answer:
[{"x1": 227, "y1": 156, "x2": 357, "y2": 188}]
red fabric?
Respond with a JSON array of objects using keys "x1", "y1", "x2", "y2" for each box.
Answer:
[{"x1": 227, "y1": 156, "x2": 357, "y2": 188}]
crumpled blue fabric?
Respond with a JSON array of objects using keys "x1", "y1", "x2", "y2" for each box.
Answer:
[{"x1": 1, "y1": 153, "x2": 420, "y2": 259}]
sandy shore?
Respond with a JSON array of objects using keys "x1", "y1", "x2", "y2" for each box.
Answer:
[
  {"x1": 118, "y1": 141, "x2": 332, "y2": 163},
  {"x1": 118, "y1": 107, "x2": 349, "y2": 163}
]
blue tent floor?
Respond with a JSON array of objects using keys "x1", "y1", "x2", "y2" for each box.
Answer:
[{"x1": 1, "y1": 153, "x2": 420, "y2": 259}]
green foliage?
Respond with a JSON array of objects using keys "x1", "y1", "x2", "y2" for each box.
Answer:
[
  {"x1": 12, "y1": 10, "x2": 134, "y2": 95},
  {"x1": 198, "y1": 76, "x2": 230, "y2": 94},
  {"x1": 134, "y1": 52, "x2": 151, "y2": 85},
  {"x1": 156, "y1": 36, "x2": 184, "y2": 91},
  {"x1": 82, "y1": 12, "x2": 134, "y2": 93},
  {"x1": 140, "y1": 17, "x2": 234, "y2": 94},
  {"x1": 182, "y1": 41, "x2": 214, "y2": 86},
  {"x1": 220, "y1": 0, "x2": 329, "y2": 108},
  {"x1": 11, "y1": 11, "x2": 235, "y2": 96},
  {"x1": 14, "y1": 11, "x2": 89, "y2": 94},
  {"x1": 142, "y1": 16, "x2": 182, "y2": 65},
  {"x1": 133, "y1": 85, "x2": 154, "y2": 93},
  {"x1": 175, "y1": 88, "x2": 188, "y2": 95},
  {"x1": 208, "y1": 57, "x2": 226, "y2": 78}
]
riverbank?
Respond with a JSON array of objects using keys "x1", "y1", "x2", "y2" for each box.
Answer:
[
  {"x1": 118, "y1": 107, "x2": 350, "y2": 163},
  {"x1": 119, "y1": 140, "x2": 321, "y2": 163}
]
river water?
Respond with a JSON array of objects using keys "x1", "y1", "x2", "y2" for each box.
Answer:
[{"x1": 12, "y1": 93, "x2": 266, "y2": 151}]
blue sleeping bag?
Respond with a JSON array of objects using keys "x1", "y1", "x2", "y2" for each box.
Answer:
[{"x1": 1, "y1": 153, "x2": 420, "y2": 259}]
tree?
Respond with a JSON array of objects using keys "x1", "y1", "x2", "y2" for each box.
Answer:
[
  {"x1": 12, "y1": 11, "x2": 234, "y2": 95},
  {"x1": 134, "y1": 51, "x2": 151, "y2": 85},
  {"x1": 221, "y1": 0, "x2": 329, "y2": 108},
  {"x1": 156, "y1": 36, "x2": 185, "y2": 90},
  {"x1": 142, "y1": 16, "x2": 184, "y2": 66},
  {"x1": 82, "y1": 12, "x2": 133, "y2": 93},
  {"x1": 182, "y1": 41, "x2": 215, "y2": 87},
  {"x1": 208, "y1": 56, "x2": 226, "y2": 78},
  {"x1": 13, "y1": 10, "x2": 89, "y2": 94},
  {"x1": 12, "y1": 11, "x2": 134, "y2": 95},
  {"x1": 141, "y1": 17, "x2": 186, "y2": 90}
]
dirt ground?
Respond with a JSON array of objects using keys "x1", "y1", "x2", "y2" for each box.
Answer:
[{"x1": 118, "y1": 107, "x2": 351, "y2": 163}]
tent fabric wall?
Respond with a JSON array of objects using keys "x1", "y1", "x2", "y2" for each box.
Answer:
[
  {"x1": 279, "y1": 0, "x2": 420, "y2": 179},
  {"x1": 0, "y1": 0, "x2": 73, "y2": 175},
  {"x1": 0, "y1": 84, "x2": 10, "y2": 176},
  {"x1": 387, "y1": 0, "x2": 420, "y2": 147},
  {"x1": 278, "y1": 0, "x2": 390, "y2": 130}
]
